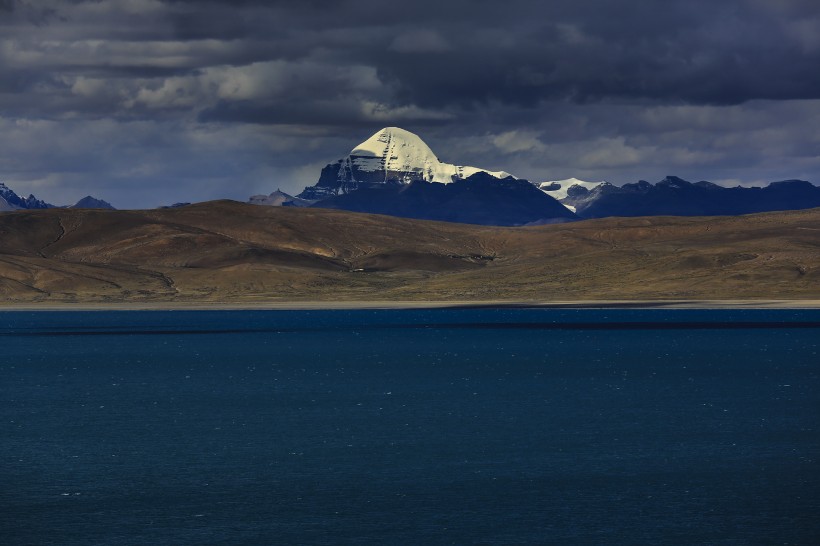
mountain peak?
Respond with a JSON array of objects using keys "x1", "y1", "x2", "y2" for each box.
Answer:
[
  {"x1": 347, "y1": 126, "x2": 444, "y2": 182},
  {"x1": 351, "y1": 127, "x2": 435, "y2": 158},
  {"x1": 298, "y1": 127, "x2": 512, "y2": 200},
  {"x1": 71, "y1": 196, "x2": 115, "y2": 209}
]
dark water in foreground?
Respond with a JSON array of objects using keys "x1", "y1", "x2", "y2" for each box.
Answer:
[{"x1": 1, "y1": 309, "x2": 819, "y2": 545}]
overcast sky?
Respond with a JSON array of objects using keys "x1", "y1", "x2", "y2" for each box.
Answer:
[{"x1": 1, "y1": 0, "x2": 819, "y2": 208}]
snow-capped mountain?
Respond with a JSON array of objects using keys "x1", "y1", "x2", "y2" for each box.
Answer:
[
  {"x1": 537, "y1": 178, "x2": 607, "y2": 212},
  {"x1": 299, "y1": 127, "x2": 512, "y2": 200},
  {"x1": 290, "y1": 127, "x2": 577, "y2": 225}
]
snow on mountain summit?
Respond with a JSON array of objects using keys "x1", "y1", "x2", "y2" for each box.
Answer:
[
  {"x1": 350, "y1": 127, "x2": 512, "y2": 182},
  {"x1": 299, "y1": 127, "x2": 513, "y2": 200}
]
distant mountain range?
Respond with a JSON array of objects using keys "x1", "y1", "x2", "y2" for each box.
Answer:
[
  {"x1": 249, "y1": 127, "x2": 820, "y2": 225},
  {"x1": 5, "y1": 127, "x2": 819, "y2": 224},
  {"x1": 0, "y1": 182, "x2": 53, "y2": 211},
  {"x1": 0, "y1": 182, "x2": 115, "y2": 211},
  {"x1": 249, "y1": 189, "x2": 311, "y2": 208},
  {"x1": 550, "y1": 176, "x2": 820, "y2": 218}
]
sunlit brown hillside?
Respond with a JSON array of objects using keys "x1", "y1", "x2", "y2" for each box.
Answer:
[{"x1": 1, "y1": 201, "x2": 818, "y2": 303}]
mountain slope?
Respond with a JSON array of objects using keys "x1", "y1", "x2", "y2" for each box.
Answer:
[
  {"x1": 1, "y1": 201, "x2": 818, "y2": 303},
  {"x1": 311, "y1": 172, "x2": 577, "y2": 226}
]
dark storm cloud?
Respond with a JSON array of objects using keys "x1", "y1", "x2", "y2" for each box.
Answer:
[
  {"x1": 0, "y1": 0, "x2": 818, "y2": 207},
  {"x1": 366, "y1": 0, "x2": 820, "y2": 107},
  {"x1": 152, "y1": 0, "x2": 820, "y2": 106},
  {"x1": 198, "y1": 98, "x2": 454, "y2": 127},
  {"x1": 5, "y1": 0, "x2": 819, "y2": 120},
  {"x1": 0, "y1": 0, "x2": 59, "y2": 22}
]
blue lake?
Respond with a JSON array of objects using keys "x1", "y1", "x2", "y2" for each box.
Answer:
[{"x1": 1, "y1": 308, "x2": 819, "y2": 544}]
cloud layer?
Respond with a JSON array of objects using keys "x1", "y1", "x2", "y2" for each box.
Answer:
[{"x1": 1, "y1": 0, "x2": 818, "y2": 207}]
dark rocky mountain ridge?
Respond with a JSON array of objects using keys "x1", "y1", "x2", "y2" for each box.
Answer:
[
  {"x1": 71, "y1": 196, "x2": 116, "y2": 210},
  {"x1": 310, "y1": 173, "x2": 578, "y2": 226},
  {"x1": 564, "y1": 176, "x2": 820, "y2": 218},
  {"x1": 0, "y1": 182, "x2": 54, "y2": 210},
  {"x1": 289, "y1": 128, "x2": 820, "y2": 225},
  {"x1": 0, "y1": 182, "x2": 115, "y2": 211}
]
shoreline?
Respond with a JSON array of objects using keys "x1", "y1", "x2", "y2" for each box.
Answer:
[{"x1": 2, "y1": 299, "x2": 820, "y2": 311}]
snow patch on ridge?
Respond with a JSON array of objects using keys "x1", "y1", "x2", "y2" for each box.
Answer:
[
  {"x1": 537, "y1": 178, "x2": 606, "y2": 200},
  {"x1": 537, "y1": 178, "x2": 606, "y2": 212}
]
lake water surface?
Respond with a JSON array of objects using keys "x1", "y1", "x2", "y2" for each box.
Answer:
[{"x1": 1, "y1": 309, "x2": 819, "y2": 544}]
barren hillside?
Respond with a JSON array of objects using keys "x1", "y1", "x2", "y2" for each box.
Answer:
[{"x1": 1, "y1": 201, "x2": 818, "y2": 303}]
